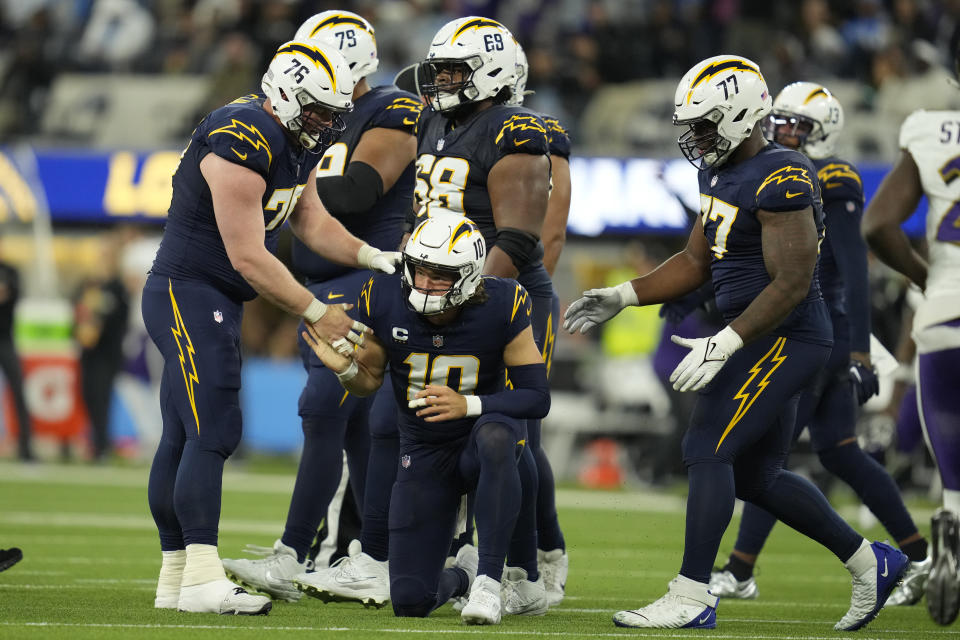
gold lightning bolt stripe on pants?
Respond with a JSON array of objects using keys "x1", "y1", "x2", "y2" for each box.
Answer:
[{"x1": 681, "y1": 334, "x2": 831, "y2": 465}]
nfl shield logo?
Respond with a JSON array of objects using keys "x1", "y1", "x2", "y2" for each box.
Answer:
[
  {"x1": 436, "y1": 139, "x2": 445, "y2": 151},
  {"x1": 433, "y1": 334, "x2": 444, "y2": 347},
  {"x1": 213, "y1": 310, "x2": 223, "y2": 323},
  {"x1": 401, "y1": 454, "x2": 411, "y2": 469}
]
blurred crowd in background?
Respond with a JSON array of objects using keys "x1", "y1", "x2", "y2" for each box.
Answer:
[{"x1": 0, "y1": 0, "x2": 951, "y2": 500}]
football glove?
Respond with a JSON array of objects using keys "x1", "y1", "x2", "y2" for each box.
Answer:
[
  {"x1": 563, "y1": 281, "x2": 639, "y2": 334},
  {"x1": 848, "y1": 360, "x2": 879, "y2": 405},
  {"x1": 669, "y1": 326, "x2": 743, "y2": 392},
  {"x1": 358, "y1": 244, "x2": 401, "y2": 275}
]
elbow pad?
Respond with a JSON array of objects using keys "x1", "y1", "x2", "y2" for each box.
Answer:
[
  {"x1": 494, "y1": 227, "x2": 543, "y2": 271},
  {"x1": 316, "y1": 161, "x2": 384, "y2": 218},
  {"x1": 479, "y1": 363, "x2": 550, "y2": 419}
]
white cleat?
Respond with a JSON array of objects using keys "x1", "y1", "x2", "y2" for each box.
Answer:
[
  {"x1": 834, "y1": 541, "x2": 909, "y2": 631},
  {"x1": 177, "y1": 578, "x2": 272, "y2": 615},
  {"x1": 885, "y1": 555, "x2": 932, "y2": 607},
  {"x1": 708, "y1": 569, "x2": 758, "y2": 599},
  {"x1": 293, "y1": 539, "x2": 389, "y2": 608},
  {"x1": 221, "y1": 539, "x2": 308, "y2": 602},
  {"x1": 613, "y1": 575, "x2": 718, "y2": 629},
  {"x1": 538, "y1": 548, "x2": 568, "y2": 606},
  {"x1": 461, "y1": 575, "x2": 502, "y2": 625},
  {"x1": 501, "y1": 566, "x2": 548, "y2": 616}
]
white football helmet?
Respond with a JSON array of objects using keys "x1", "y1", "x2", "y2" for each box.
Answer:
[
  {"x1": 765, "y1": 82, "x2": 844, "y2": 159},
  {"x1": 402, "y1": 212, "x2": 485, "y2": 315},
  {"x1": 262, "y1": 40, "x2": 354, "y2": 152},
  {"x1": 673, "y1": 55, "x2": 772, "y2": 169},
  {"x1": 294, "y1": 11, "x2": 379, "y2": 83},
  {"x1": 508, "y1": 43, "x2": 530, "y2": 106},
  {"x1": 419, "y1": 16, "x2": 520, "y2": 113}
]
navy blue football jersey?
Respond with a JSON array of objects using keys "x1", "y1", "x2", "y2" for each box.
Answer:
[
  {"x1": 415, "y1": 105, "x2": 553, "y2": 296},
  {"x1": 698, "y1": 143, "x2": 832, "y2": 346},
  {"x1": 152, "y1": 93, "x2": 321, "y2": 302},
  {"x1": 292, "y1": 86, "x2": 421, "y2": 283},
  {"x1": 357, "y1": 273, "x2": 533, "y2": 444},
  {"x1": 814, "y1": 157, "x2": 867, "y2": 347}
]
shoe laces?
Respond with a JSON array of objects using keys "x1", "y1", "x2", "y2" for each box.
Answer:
[{"x1": 847, "y1": 570, "x2": 875, "y2": 613}]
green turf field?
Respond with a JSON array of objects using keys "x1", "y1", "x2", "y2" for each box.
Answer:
[{"x1": 0, "y1": 461, "x2": 954, "y2": 639}]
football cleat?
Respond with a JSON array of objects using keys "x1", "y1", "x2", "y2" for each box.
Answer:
[
  {"x1": 177, "y1": 578, "x2": 272, "y2": 615},
  {"x1": 834, "y1": 541, "x2": 909, "y2": 631},
  {"x1": 293, "y1": 539, "x2": 389, "y2": 608},
  {"x1": 501, "y1": 566, "x2": 548, "y2": 616},
  {"x1": 613, "y1": 575, "x2": 718, "y2": 629},
  {"x1": 885, "y1": 555, "x2": 932, "y2": 607},
  {"x1": 0, "y1": 548, "x2": 23, "y2": 573},
  {"x1": 927, "y1": 509, "x2": 960, "y2": 625},
  {"x1": 708, "y1": 569, "x2": 758, "y2": 599},
  {"x1": 221, "y1": 539, "x2": 308, "y2": 602},
  {"x1": 461, "y1": 575, "x2": 502, "y2": 625},
  {"x1": 538, "y1": 548, "x2": 568, "y2": 606}
]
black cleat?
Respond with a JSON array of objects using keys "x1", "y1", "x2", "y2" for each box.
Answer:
[
  {"x1": 927, "y1": 509, "x2": 960, "y2": 626},
  {"x1": 0, "y1": 548, "x2": 22, "y2": 572}
]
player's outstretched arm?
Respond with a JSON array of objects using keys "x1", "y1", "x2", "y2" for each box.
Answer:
[
  {"x1": 486, "y1": 153, "x2": 551, "y2": 278},
  {"x1": 542, "y1": 155, "x2": 571, "y2": 277},
  {"x1": 203, "y1": 154, "x2": 369, "y2": 346},
  {"x1": 563, "y1": 218, "x2": 712, "y2": 334},
  {"x1": 289, "y1": 168, "x2": 401, "y2": 274},
  {"x1": 730, "y1": 206, "x2": 819, "y2": 343},
  {"x1": 301, "y1": 323, "x2": 387, "y2": 396},
  {"x1": 861, "y1": 150, "x2": 928, "y2": 290}
]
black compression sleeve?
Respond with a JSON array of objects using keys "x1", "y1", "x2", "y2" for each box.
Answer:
[{"x1": 315, "y1": 161, "x2": 384, "y2": 217}]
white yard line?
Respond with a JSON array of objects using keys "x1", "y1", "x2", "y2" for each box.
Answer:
[{"x1": 0, "y1": 621, "x2": 901, "y2": 639}]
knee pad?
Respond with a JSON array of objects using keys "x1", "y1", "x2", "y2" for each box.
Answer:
[{"x1": 390, "y1": 577, "x2": 433, "y2": 618}]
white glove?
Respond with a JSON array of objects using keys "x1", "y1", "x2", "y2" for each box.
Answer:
[
  {"x1": 669, "y1": 326, "x2": 743, "y2": 392},
  {"x1": 358, "y1": 244, "x2": 401, "y2": 275},
  {"x1": 562, "y1": 281, "x2": 639, "y2": 334}
]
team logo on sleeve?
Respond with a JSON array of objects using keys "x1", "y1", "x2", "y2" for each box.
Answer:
[
  {"x1": 817, "y1": 163, "x2": 861, "y2": 190},
  {"x1": 208, "y1": 119, "x2": 274, "y2": 168},
  {"x1": 494, "y1": 115, "x2": 546, "y2": 145},
  {"x1": 755, "y1": 165, "x2": 813, "y2": 197},
  {"x1": 385, "y1": 97, "x2": 423, "y2": 126}
]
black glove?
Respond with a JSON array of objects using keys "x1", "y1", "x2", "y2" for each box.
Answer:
[{"x1": 848, "y1": 360, "x2": 879, "y2": 405}]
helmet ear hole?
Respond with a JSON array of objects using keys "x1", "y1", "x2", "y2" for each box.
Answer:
[{"x1": 732, "y1": 108, "x2": 747, "y2": 122}]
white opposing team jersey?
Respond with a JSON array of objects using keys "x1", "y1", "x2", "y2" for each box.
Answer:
[{"x1": 900, "y1": 109, "x2": 960, "y2": 329}]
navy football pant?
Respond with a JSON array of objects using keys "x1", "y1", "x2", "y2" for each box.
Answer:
[
  {"x1": 390, "y1": 414, "x2": 523, "y2": 617},
  {"x1": 281, "y1": 275, "x2": 372, "y2": 562},
  {"x1": 358, "y1": 381, "x2": 399, "y2": 562},
  {"x1": 679, "y1": 335, "x2": 862, "y2": 583},
  {"x1": 144, "y1": 276, "x2": 244, "y2": 550},
  {"x1": 734, "y1": 338, "x2": 919, "y2": 556}
]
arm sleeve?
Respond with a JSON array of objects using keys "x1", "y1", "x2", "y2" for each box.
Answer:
[
  {"x1": 823, "y1": 185, "x2": 871, "y2": 353},
  {"x1": 479, "y1": 362, "x2": 550, "y2": 419},
  {"x1": 494, "y1": 113, "x2": 550, "y2": 157},
  {"x1": 316, "y1": 161, "x2": 384, "y2": 217}
]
